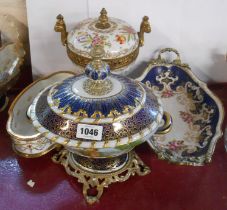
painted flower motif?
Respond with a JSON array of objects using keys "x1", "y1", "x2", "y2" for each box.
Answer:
[
  {"x1": 119, "y1": 25, "x2": 136, "y2": 41},
  {"x1": 167, "y1": 140, "x2": 185, "y2": 151},
  {"x1": 116, "y1": 34, "x2": 126, "y2": 44},
  {"x1": 76, "y1": 31, "x2": 92, "y2": 44},
  {"x1": 18, "y1": 139, "x2": 49, "y2": 153},
  {"x1": 76, "y1": 32, "x2": 111, "y2": 49},
  {"x1": 161, "y1": 89, "x2": 174, "y2": 98},
  {"x1": 180, "y1": 111, "x2": 193, "y2": 124},
  {"x1": 91, "y1": 33, "x2": 105, "y2": 46}
]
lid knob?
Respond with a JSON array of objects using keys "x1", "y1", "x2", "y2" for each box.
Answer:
[
  {"x1": 95, "y1": 8, "x2": 111, "y2": 29},
  {"x1": 83, "y1": 45, "x2": 113, "y2": 96},
  {"x1": 85, "y1": 45, "x2": 110, "y2": 80}
]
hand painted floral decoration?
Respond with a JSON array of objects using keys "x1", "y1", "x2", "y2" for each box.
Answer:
[
  {"x1": 119, "y1": 25, "x2": 136, "y2": 41},
  {"x1": 115, "y1": 34, "x2": 126, "y2": 44},
  {"x1": 76, "y1": 31, "x2": 111, "y2": 49}
]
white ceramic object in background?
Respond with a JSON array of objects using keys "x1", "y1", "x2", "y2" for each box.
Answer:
[
  {"x1": 7, "y1": 71, "x2": 75, "y2": 157},
  {"x1": 0, "y1": 14, "x2": 25, "y2": 111},
  {"x1": 0, "y1": 43, "x2": 23, "y2": 85}
]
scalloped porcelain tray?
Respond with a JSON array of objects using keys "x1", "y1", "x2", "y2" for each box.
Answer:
[
  {"x1": 7, "y1": 71, "x2": 75, "y2": 157},
  {"x1": 137, "y1": 48, "x2": 224, "y2": 166}
]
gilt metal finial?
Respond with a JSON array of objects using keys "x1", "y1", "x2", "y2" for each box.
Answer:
[
  {"x1": 95, "y1": 8, "x2": 111, "y2": 29},
  {"x1": 83, "y1": 45, "x2": 112, "y2": 96}
]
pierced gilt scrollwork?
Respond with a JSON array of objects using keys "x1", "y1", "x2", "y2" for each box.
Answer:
[
  {"x1": 66, "y1": 45, "x2": 139, "y2": 70},
  {"x1": 83, "y1": 79, "x2": 113, "y2": 96},
  {"x1": 52, "y1": 149, "x2": 150, "y2": 204}
]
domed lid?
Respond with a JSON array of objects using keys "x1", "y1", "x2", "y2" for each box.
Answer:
[
  {"x1": 30, "y1": 45, "x2": 163, "y2": 149},
  {"x1": 67, "y1": 8, "x2": 143, "y2": 60}
]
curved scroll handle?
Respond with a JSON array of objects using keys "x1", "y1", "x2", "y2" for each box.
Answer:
[
  {"x1": 54, "y1": 14, "x2": 68, "y2": 46},
  {"x1": 138, "y1": 16, "x2": 151, "y2": 47},
  {"x1": 157, "y1": 48, "x2": 181, "y2": 64},
  {"x1": 156, "y1": 111, "x2": 172, "y2": 135}
]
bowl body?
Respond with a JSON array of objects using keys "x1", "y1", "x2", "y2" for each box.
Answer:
[{"x1": 55, "y1": 9, "x2": 151, "y2": 74}]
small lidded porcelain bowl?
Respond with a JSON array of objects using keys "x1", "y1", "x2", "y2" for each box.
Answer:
[
  {"x1": 54, "y1": 8, "x2": 151, "y2": 75},
  {"x1": 29, "y1": 45, "x2": 171, "y2": 158}
]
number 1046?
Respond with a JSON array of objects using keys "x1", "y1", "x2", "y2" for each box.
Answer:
[{"x1": 80, "y1": 128, "x2": 98, "y2": 136}]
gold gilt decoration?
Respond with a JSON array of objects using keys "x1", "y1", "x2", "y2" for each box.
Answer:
[
  {"x1": 52, "y1": 149, "x2": 150, "y2": 204},
  {"x1": 73, "y1": 109, "x2": 88, "y2": 118},
  {"x1": 95, "y1": 8, "x2": 111, "y2": 29},
  {"x1": 83, "y1": 45, "x2": 114, "y2": 96},
  {"x1": 107, "y1": 109, "x2": 122, "y2": 119},
  {"x1": 48, "y1": 85, "x2": 145, "y2": 122},
  {"x1": 122, "y1": 105, "x2": 134, "y2": 114},
  {"x1": 66, "y1": 45, "x2": 139, "y2": 70},
  {"x1": 83, "y1": 79, "x2": 113, "y2": 96},
  {"x1": 91, "y1": 111, "x2": 105, "y2": 119},
  {"x1": 54, "y1": 14, "x2": 68, "y2": 46},
  {"x1": 138, "y1": 16, "x2": 151, "y2": 47}
]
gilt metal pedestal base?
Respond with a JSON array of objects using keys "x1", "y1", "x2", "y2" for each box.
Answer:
[{"x1": 52, "y1": 149, "x2": 150, "y2": 204}]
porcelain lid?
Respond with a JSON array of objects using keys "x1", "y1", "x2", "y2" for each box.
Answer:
[
  {"x1": 30, "y1": 46, "x2": 163, "y2": 149},
  {"x1": 67, "y1": 8, "x2": 139, "y2": 60}
]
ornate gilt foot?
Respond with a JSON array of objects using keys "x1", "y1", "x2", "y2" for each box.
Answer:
[{"x1": 52, "y1": 149, "x2": 150, "y2": 204}]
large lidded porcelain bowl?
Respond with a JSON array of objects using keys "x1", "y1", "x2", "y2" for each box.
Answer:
[
  {"x1": 54, "y1": 8, "x2": 151, "y2": 75},
  {"x1": 29, "y1": 45, "x2": 171, "y2": 161}
]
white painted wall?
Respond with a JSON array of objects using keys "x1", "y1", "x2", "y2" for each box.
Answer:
[{"x1": 27, "y1": 0, "x2": 227, "y2": 82}]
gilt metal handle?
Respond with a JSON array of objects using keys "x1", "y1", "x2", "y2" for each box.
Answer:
[
  {"x1": 54, "y1": 14, "x2": 68, "y2": 46},
  {"x1": 138, "y1": 16, "x2": 151, "y2": 47},
  {"x1": 155, "y1": 111, "x2": 172, "y2": 135},
  {"x1": 157, "y1": 48, "x2": 181, "y2": 63}
]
